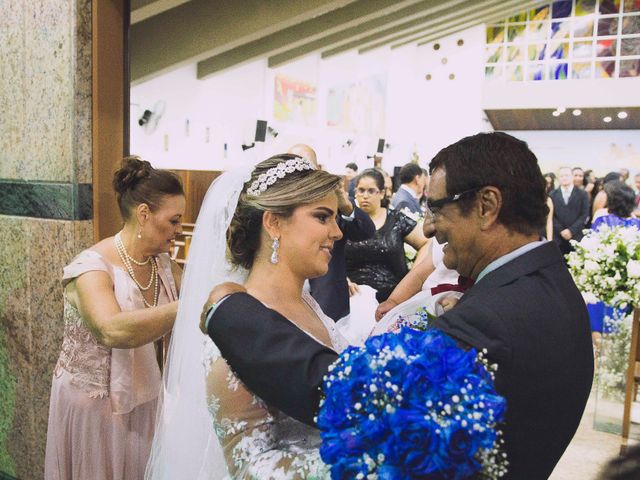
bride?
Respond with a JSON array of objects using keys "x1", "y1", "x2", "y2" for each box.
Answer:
[{"x1": 146, "y1": 154, "x2": 349, "y2": 479}]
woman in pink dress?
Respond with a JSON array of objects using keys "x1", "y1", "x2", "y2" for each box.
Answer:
[{"x1": 45, "y1": 156, "x2": 185, "y2": 479}]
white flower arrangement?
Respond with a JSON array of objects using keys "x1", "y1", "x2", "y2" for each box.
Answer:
[{"x1": 567, "y1": 225, "x2": 640, "y2": 310}]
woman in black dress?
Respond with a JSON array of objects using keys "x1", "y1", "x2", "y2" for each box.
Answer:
[{"x1": 345, "y1": 168, "x2": 429, "y2": 303}]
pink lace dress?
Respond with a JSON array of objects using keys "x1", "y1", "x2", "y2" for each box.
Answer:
[{"x1": 44, "y1": 249, "x2": 178, "y2": 480}]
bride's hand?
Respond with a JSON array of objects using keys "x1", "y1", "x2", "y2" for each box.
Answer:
[
  {"x1": 375, "y1": 299, "x2": 398, "y2": 322},
  {"x1": 199, "y1": 282, "x2": 247, "y2": 333},
  {"x1": 347, "y1": 279, "x2": 360, "y2": 297}
]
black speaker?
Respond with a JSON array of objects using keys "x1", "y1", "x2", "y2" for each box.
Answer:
[
  {"x1": 377, "y1": 138, "x2": 385, "y2": 153},
  {"x1": 255, "y1": 120, "x2": 267, "y2": 142}
]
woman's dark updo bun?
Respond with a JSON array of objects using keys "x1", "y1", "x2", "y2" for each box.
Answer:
[
  {"x1": 226, "y1": 154, "x2": 341, "y2": 270},
  {"x1": 112, "y1": 155, "x2": 184, "y2": 220}
]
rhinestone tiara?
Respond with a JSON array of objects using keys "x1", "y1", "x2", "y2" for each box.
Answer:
[{"x1": 247, "y1": 158, "x2": 315, "y2": 196}]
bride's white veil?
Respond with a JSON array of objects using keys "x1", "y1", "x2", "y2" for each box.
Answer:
[{"x1": 145, "y1": 164, "x2": 253, "y2": 480}]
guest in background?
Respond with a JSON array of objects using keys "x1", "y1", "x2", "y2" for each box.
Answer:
[
  {"x1": 592, "y1": 171, "x2": 624, "y2": 218},
  {"x1": 288, "y1": 143, "x2": 319, "y2": 168},
  {"x1": 573, "y1": 167, "x2": 585, "y2": 189},
  {"x1": 376, "y1": 167, "x2": 393, "y2": 209},
  {"x1": 346, "y1": 168, "x2": 429, "y2": 303},
  {"x1": 544, "y1": 172, "x2": 556, "y2": 195},
  {"x1": 390, "y1": 162, "x2": 426, "y2": 215},
  {"x1": 620, "y1": 167, "x2": 630, "y2": 183},
  {"x1": 550, "y1": 166, "x2": 590, "y2": 256},
  {"x1": 345, "y1": 162, "x2": 358, "y2": 199},
  {"x1": 45, "y1": 157, "x2": 184, "y2": 479},
  {"x1": 587, "y1": 181, "x2": 640, "y2": 356},
  {"x1": 597, "y1": 443, "x2": 640, "y2": 480}
]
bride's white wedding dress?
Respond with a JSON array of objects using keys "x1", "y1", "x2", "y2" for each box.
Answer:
[{"x1": 202, "y1": 292, "x2": 349, "y2": 479}]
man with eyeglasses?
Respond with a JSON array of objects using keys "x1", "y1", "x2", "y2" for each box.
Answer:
[{"x1": 424, "y1": 132, "x2": 593, "y2": 479}]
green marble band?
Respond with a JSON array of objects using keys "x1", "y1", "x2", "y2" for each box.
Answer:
[{"x1": 0, "y1": 181, "x2": 92, "y2": 220}]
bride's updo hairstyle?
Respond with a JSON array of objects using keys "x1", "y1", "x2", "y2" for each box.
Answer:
[
  {"x1": 112, "y1": 155, "x2": 184, "y2": 220},
  {"x1": 228, "y1": 153, "x2": 341, "y2": 269}
]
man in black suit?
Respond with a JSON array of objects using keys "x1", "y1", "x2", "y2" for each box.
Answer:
[
  {"x1": 207, "y1": 132, "x2": 593, "y2": 479},
  {"x1": 390, "y1": 162, "x2": 426, "y2": 215},
  {"x1": 550, "y1": 166, "x2": 590, "y2": 256}
]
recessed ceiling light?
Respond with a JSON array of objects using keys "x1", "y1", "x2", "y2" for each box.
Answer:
[
  {"x1": 557, "y1": 107, "x2": 566, "y2": 113},
  {"x1": 572, "y1": 109, "x2": 582, "y2": 116},
  {"x1": 618, "y1": 111, "x2": 628, "y2": 119},
  {"x1": 603, "y1": 116, "x2": 612, "y2": 123},
  {"x1": 552, "y1": 110, "x2": 561, "y2": 117}
]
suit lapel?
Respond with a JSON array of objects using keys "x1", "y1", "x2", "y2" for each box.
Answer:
[{"x1": 459, "y1": 242, "x2": 564, "y2": 303}]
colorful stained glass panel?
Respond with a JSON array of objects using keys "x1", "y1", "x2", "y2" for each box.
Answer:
[
  {"x1": 621, "y1": 37, "x2": 640, "y2": 55},
  {"x1": 596, "y1": 38, "x2": 618, "y2": 56},
  {"x1": 621, "y1": 14, "x2": 640, "y2": 33},
  {"x1": 529, "y1": 6, "x2": 550, "y2": 21},
  {"x1": 576, "y1": 0, "x2": 597, "y2": 15},
  {"x1": 625, "y1": 0, "x2": 640, "y2": 12},
  {"x1": 573, "y1": 40, "x2": 594, "y2": 58},
  {"x1": 506, "y1": 64, "x2": 524, "y2": 81},
  {"x1": 549, "y1": 62, "x2": 569, "y2": 79},
  {"x1": 552, "y1": 0, "x2": 573, "y2": 18},
  {"x1": 550, "y1": 41, "x2": 570, "y2": 59},
  {"x1": 507, "y1": 24, "x2": 526, "y2": 42},
  {"x1": 572, "y1": 61, "x2": 593, "y2": 78},
  {"x1": 487, "y1": 25, "x2": 505, "y2": 44},
  {"x1": 528, "y1": 21, "x2": 549, "y2": 41},
  {"x1": 485, "y1": 65, "x2": 504, "y2": 80},
  {"x1": 551, "y1": 20, "x2": 571, "y2": 38},
  {"x1": 509, "y1": 12, "x2": 528, "y2": 23},
  {"x1": 486, "y1": 45, "x2": 504, "y2": 63},
  {"x1": 527, "y1": 63, "x2": 546, "y2": 80},
  {"x1": 619, "y1": 58, "x2": 640, "y2": 75},
  {"x1": 595, "y1": 59, "x2": 616, "y2": 76},
  {"x1": 573, "y1": 17, "x2": 595, "y2": 37},
  {"x1": 600, "y1": 0, "x2": 621, "y2": 14},
  {"x1": 528, "y1": 43, "x2": 547, "y2": 61},
  {"x1": 598, "y1": 17, "x2": 619, "y2": 36},
  {"x1": 508, "y1": 45, "x2": 525, "y2": 61}
]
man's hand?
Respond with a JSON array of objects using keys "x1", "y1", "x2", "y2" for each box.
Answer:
[
  {"x1": 199, "y1": 282, "x2": 247, "y2": 333},
  {"x1": 560, "y1": 228, "x2": 572, "y2": 240},
  {"x1": 335, "y1": 185, "x2": 354, "y2": 216},
  {"x1": 375, "y1": 299, "x2": 398, "y2": 321}
]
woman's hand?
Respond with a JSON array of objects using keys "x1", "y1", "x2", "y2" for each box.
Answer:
[
  {"x1": 347, "y1": 278, "x2": 360, "y2": 297},
  {"x1": 375, "y1": 299, "x2": 398, "y2": 321},
  {"x1": 199, "y1": 282, "x2": 247, "y2": 333}
]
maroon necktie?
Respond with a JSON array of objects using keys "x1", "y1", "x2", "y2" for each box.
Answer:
[{"x1": 430, "y1": 275, "x2": 475, "y2": 295}]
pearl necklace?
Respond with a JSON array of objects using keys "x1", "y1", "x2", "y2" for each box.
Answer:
[{"x1": 115, "y1": 232, "x2": 159, "y2": 308}]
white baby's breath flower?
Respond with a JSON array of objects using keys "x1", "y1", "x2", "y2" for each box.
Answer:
[{"x1": 627, "y1": 260, "x2": 640, "y2": 279}]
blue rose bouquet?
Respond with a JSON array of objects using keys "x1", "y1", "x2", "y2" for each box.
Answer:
[{"x1": 318, "y1": 328, "x2": 508, "y2": 479}]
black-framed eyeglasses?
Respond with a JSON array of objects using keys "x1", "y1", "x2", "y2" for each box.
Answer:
[{"x1": 426, "y1": 187, "x2": 483, "y2": 217}]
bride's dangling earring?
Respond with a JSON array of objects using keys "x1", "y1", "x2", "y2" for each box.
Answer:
[
  {"x1": 270, "y1": 237, "x2": 280, "y2": 264},
  {"x1": 137, "y1": 227, "x2": 143, "y2": 239}
]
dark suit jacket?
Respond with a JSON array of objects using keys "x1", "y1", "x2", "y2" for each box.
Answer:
[
  {"x1": 208, "y1": 242, "x2": 593, "y2": 479},
  {"x1": 434, "y1": 242, "x2": 593, "y2": 479},
  {"x1": 390, "y1": 186, "x2": 421, "y2": 214},
  {"x1": 550, "y1": 187, "x2": 590, "y2": 251},
  {"x1": 309, "y1": 206, "x2": 375, "y2": 321}
]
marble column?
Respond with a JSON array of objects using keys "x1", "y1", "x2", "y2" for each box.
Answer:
[{"x1": 0, "y1": 0, "x2": 93, "y2": 478}]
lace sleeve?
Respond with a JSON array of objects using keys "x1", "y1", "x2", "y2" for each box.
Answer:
[{"x1": 203, "y1": 341, "x2": 329, "y2": 479}]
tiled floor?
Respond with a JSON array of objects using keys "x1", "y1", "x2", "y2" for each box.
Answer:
[{"x1": 550, "y1": 394, "x2": 623, "y2": 479}]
